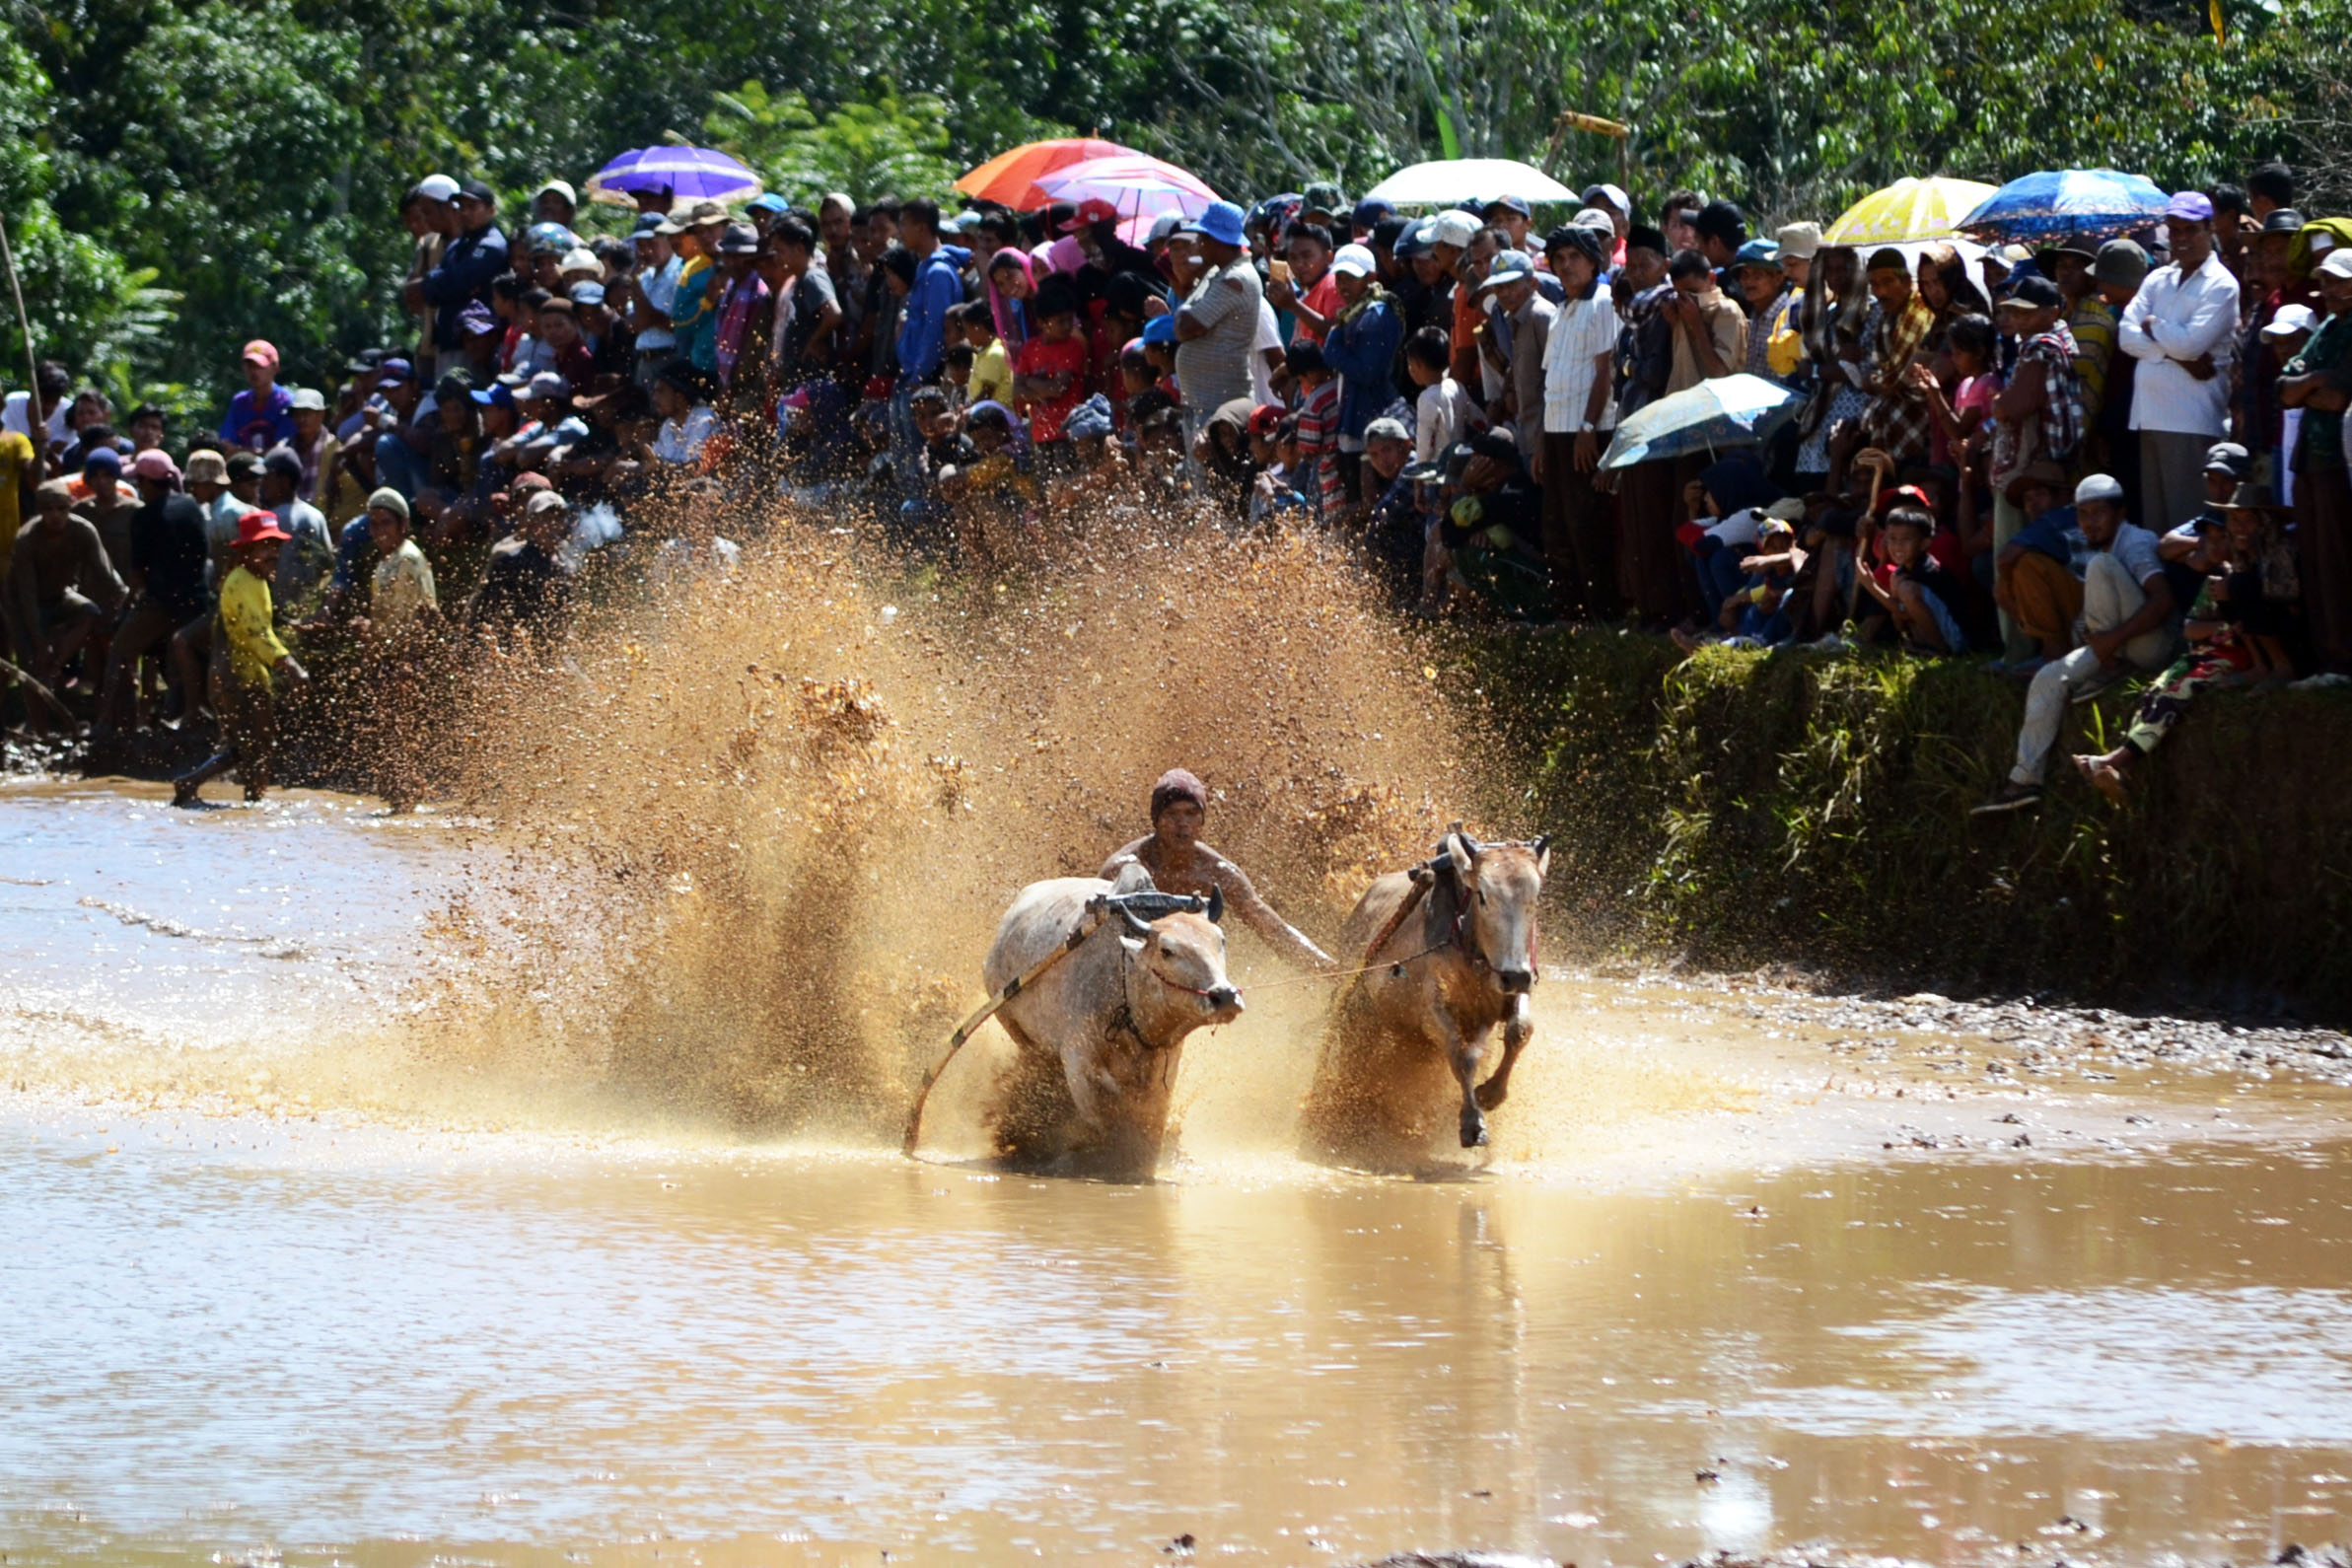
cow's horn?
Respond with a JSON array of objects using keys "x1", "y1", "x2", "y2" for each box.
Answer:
[
  {"x1": 1461, "y1": 831, "x2": 1484, "y2": 862},
  {"x1": 1206, "y1": 885, "x2": 1225, "y2": 924},
  {"x1": 1531, "y1": 833, "x2": 1550, "y2": 857},
  {"x1": 1118, "y1": 903, "x2": 1154, "y2": 938}
]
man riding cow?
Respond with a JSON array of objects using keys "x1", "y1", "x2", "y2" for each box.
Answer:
[{"x1": 1100, "y1": 769, "x2": 1337, "y2": 973}]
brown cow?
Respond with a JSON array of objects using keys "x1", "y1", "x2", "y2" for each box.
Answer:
[{"x1": 1300, "y1": 830, "x2": 1549, "y2": 1165}]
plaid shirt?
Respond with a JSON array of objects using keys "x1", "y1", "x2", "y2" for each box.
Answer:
[
  {"x1": 1990, "y1": 321, "x2": 2084, "y2": 480},
  {"x1": 1859, "y1": 293, "x2": 1937, "y2": 465},
  {"x1": 1744, "y1": 287, "x2": 1796, "y2": 380}
]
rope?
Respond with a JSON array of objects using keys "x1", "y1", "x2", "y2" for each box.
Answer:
[{"x1": 1242, "y1": 939, "x2": 1452, "y2": 991}]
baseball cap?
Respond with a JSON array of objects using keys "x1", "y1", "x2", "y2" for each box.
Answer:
[
  {"x1": 242, "y1": 338, "x2": 279, "y2": 368},
  {"x1": 569, "y1": 280, "x2": 607, "y2": 307},
  {"x1": 1476, "y1": 249, "x2": 1535, "y2": 292},
  {"x1": 378, "y1": 356, "x2": 413, "y2": 385},
  {"x1": 2075, "y1": 473, "x2": 2126, "y2": 505},
  {"x1": 559, "y1": 246, "x2": 601, "y2": 275},
  {"x1": 2202, "y1": 441, "x2": 2252, "y2": 477},
  {"x1": 2318, "y1": 249, "x2": 2352, "y2": 282},
  {"x1": 260, "y1": 446, "x2": 303, "y2": 482},
  {"x1": 526, "y1": 372, "x2": 572, "y2": 401},
  {"x1": 2165, "y1": 191, "x2": 2216, "y2": 223},
  {"x1": 83, "y1": 444, "x2": 121, "y2": 471},
  {"x1": 1776, "y1": 223, "x2": 1823, "y2": 261},
  {"x1": 747, "y1": 192, "x2": 787, "y2": 216},
  {"x1": 224, "y1": 450, "x2": 264, "y2": 479},
  {"x1": 1364, "y1": 416, "x2": 1412, "y2": 444},
  {"x1": 525, "y1": 488, "x2": 571, "y2": 518},
  {"x1": 416, "y1": 174, "x2": 460, "y2": 203},
  {"x1": 1247, "y1": 402, "x2": 1285, "y2": 440},
  {"x1": 1329, "y1": 243, "x2": 1377, "y2": 278},
  {"x1": 633, "y1": 212, "x2": 667, "y2": 237},
  {"x1": 470, "y1": 382, "x2": 517, "y2": 412},
  {"x1": 1581, "y1": 182, "x2": 1631, "y2": 216},
  {"x1": 1483, "y1": 193, "x2": 1532, "y2": 219},
  {"x1": 2262, "y1": 304, "x2": 2319, "y2": 340},
  {"x1": 1429, "y1": 210, "x2": 1479, "y2": 249},
  {"x1": 534, "y1": 178, "x2": 577, "y2": 208},
  {"x1": 1302, "y1": 181, "x2": 1346, "y2": 217},
  {"x1": 1350, "y1": 196, "x2": 1395, "y2": 231},
  {"x1": 233, "y1": 508, "x2": 291, "y2": 546},
  {"x1": 1393, "y1": 217, "x2": 1437, "y2": 260},
  {"x1": 1731, "y1": 238, "x2": 1782, "y2": 270},
  {"x1": 131, "y1": 449, "x2": 180, "y2": 482},
  {"x1": 1141, "y1": 314, "x2": 1177, "y2": 344},
  {"x1": 288, "y1": 386, "x2": 326, "y2": 412},
  {"x1": 455, "y1": 178, "x2": 496, "y2": 206},
  {"x1": 1059, "y1": 197, "x2": 1119, "y2": 233},
  {"x1": 2001, "y1": 274, "x2": 2065, "y2": 310}
]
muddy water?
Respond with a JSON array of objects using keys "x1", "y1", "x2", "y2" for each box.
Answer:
[{"x1": 6, "y1": 782, "x2": 2352, "y2": 1567}]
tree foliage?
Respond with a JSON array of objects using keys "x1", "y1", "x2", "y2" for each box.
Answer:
[{"x1": 6, "y1": 0, "x2": 2344, "y2": 413}]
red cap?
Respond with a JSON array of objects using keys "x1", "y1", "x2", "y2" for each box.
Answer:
[
  {"x1": 1060, "y1": 198, "x2": 1120, "y2": 234},
  {"x1": 1247, "y1": 403, "x2": 1284, "y2": 439},
  {"x1": 241, "y1": 339, "x2": 280, "y2": 369},
  {"x1": 234, "y1": 508, "x2": 291, "y2": 546}
]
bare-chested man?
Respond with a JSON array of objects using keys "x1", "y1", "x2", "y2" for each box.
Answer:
[{"x1": 1100, "y1": 768, "x2": 1336, "y2": 972}]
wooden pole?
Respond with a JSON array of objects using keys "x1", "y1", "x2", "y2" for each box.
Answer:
[{"x1": 0, "y1": 211, "x2": 43, "y2": 443}]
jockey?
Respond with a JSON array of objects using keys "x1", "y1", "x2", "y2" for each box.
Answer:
[{"x1": 1100, "y1": 768, "x2": 1337, "y2": 972}]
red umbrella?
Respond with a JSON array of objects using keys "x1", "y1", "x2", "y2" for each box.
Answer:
[{"x1": 955, "y1": 137, "x2": 1137, "y2": 210}]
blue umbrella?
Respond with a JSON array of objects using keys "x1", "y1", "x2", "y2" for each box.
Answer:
[
  {"x1": 1957, "y1": 169, "x2": 2170, "y2": 245},
  {"x1": 584, "y1": 146, "x2": 763, "y2": 208},
  {"x1": 1601, "y1": 374, "x2": 1801, "y2": 470}
]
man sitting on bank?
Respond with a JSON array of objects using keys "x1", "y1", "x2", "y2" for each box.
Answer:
[
  {"x1": 1976, "y1": 473, "x2": 2177, "y2": 815},
  {"x1": 1101, "y1": 768, "x2": 1336, "y2": 972}
]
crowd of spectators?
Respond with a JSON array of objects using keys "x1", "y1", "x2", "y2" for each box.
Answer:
[{"x1": 1, "y1": 158, "x2": 2344, "y2": 814}]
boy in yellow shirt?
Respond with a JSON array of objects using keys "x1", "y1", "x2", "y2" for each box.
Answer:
[{"x1": 172, "y1": 510, "x2": 309, "y2": 806}]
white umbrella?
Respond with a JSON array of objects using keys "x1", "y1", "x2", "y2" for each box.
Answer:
[{"x1": 1363, "y1": 158, "x2": 1577, "y2": 207}]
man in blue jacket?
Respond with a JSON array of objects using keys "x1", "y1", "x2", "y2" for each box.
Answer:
[
  {"x1": 891, "y1": 199, "x2": 970, "y2": 499},
  {"x1": 408, "y1": 179, "x2": 510, "y2": 362},
  {"x1": 1318, "y1": 242, "x2": 1404, "y2": 513}
]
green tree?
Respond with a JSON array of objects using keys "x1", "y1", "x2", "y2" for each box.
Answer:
[{"x1": 703, "y1": 81, "x2": 961, "y2": 202}]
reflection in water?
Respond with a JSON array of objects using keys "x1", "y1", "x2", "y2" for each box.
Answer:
[{"x1": 4, "y1": 1119, "x2": 2350, "y2": 1566}]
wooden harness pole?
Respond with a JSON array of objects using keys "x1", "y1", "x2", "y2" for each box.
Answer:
[{"x1": 901, "y1": 910, "x2": 1105, "y2": 1157}]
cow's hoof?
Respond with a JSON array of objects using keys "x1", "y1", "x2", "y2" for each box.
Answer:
[
  {"x1": 1474, "y1": 1078, "x2": 1510, "y2": 1112},
  {"x1": 1460, "y1": 1111, "x2": 1489, "y2": 1148}
]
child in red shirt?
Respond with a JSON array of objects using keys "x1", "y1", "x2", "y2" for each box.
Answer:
[{"x1": 1013, "y1": 277, "x2": 1092, "y2": 449}]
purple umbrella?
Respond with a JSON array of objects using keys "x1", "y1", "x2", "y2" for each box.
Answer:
[{"x1": 585, "y1": 146, "x2": 763, "y2": 208}]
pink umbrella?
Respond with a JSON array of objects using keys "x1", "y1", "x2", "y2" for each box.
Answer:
[{"x1": 1032, "y1": 155, "x2": 1220, "y2": 224}]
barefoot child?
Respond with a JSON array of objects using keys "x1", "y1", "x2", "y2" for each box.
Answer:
[{"x1": 172, "y1": 510, "x2": 309, "y2": 805}]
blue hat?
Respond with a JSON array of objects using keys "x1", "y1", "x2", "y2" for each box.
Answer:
[
  {"x1": 469, "y1": 382, "x2": 516, "y2": 412},
  {"x1": 748, "y1": 192, "x2": 787, "y2": 215},
  {"x1": 1063, "y1": 393, "x2": 1114, "y2": 443},
  {"x1": 1731, "y1": 238, "x2": 1782, "y2": 269},
  {"x1": 1475, "y1": 249, "x2": 1536, "y2": 293},
  {"x1": 569, "y1": 280, "x2": 606, "y2": 307},
  {"x1": 633, "y1": 212, "x2": 665, "y2": 236},
  {"x1": 1483, "y1": 193, "x2": 1532, "y2": 219},
  {"x1": 1141, "y1": 313, "x2": 1177, "y2": 344},
  {"x1": 1189, "y1": 200, "x2": 1247, "y2": 248},
  {"x1": 1351, "y1": 196, "x2": 1396, "y2": 230}
]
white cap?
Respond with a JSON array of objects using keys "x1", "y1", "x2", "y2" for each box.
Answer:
[
  {"x1": 2311, "y1": 231, "x2": 2339, "y2": 256},
  {"x1": 2317, "y1": 249, "x2": 2352, "y2": 281},
  {"x1": 1777, "y1": 221, "x2": 1822, "y2": 260},
  {"x1": 1587, "y1": 182, "x2": 1631, "y2": 215},
  {"x1": 526, "y1": 489, "x2": 571, "y2": 517},
  {"x1": 535, "y1": 178, "x2": 578, "y2": 207},
  {"x1": 1429, "y1": 211, "x2": 1479, "y2": 249},
  {"x1": 2075, "y1": 473, "x2": 2125, "y2": 505},
  {"x1": 559, "y1": 247, "x2": 602, "y2": 276},
  {"x1": 417, "y1": 174, "x2": 460, "y2": 203},
  {"x1": 1331, "y1": 243, "x2": 1377, "y2": 278},
  {"x1": 2263, "y1": 303, "x2": 2320, "y2": 339}
]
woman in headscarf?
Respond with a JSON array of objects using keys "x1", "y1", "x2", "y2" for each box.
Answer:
[
  {"x1": 1916, "y1": 243, "x2": 1991, "y2": 364},
  {"x1": 986, "y1": 248, "x2": 1036, "y2": 362}
]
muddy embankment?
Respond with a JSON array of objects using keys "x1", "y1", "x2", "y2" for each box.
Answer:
[{"x1": 1453, "y1": 627, "x2": 2352, "y2": 1024}]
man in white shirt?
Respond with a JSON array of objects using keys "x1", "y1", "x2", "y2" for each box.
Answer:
[
  {"x1": 1534, "y1": 222, "x2": 1621, "y2": 620},
  {"x1": 2118, "y1": 191, "x2": 2242, "y2": 533},
  {"x1": 1975, "y1": 474, "x2": 2177, "y2": 815}
]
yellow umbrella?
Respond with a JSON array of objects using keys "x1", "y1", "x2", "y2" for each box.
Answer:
[{"x1": 1822, "y1": 177, "x2": 1999, "y2": 246}]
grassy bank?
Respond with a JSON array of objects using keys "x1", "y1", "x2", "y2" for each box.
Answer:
[{"x1": 1451, "y1": 629, "x2": 2352, "y2": 1022}]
